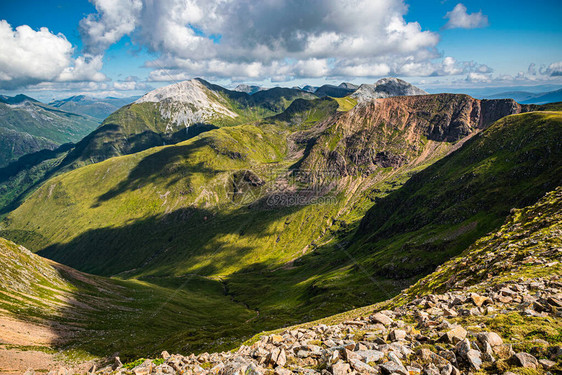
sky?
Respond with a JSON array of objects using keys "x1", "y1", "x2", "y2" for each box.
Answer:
[{"x1": 0, "y1": 0, "x2": 561, "y2": 101}]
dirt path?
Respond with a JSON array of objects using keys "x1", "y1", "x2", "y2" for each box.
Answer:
[{"x1": 0, "y1": 315, "x2": 94, "y2": 374}]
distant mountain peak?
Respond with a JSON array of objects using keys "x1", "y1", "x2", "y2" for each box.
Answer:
[
  {"x1": 233, "y1": 84, "x2": 264, "y2": 94},
  {"x1": 338, "y1": 82, "x2": 359, "y2": 90},
  {"x1": 0, "y1": 94, "x2": 40, "y2": 105},
  {"x1": 135, "y1": 79, "x2": 239, "y2": 129},
  {"x1": 351, "y1": 77, "x2": 427, "y2": 102}
]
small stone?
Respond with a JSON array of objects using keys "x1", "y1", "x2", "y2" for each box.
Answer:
[
  {"x1": 349, "y1": 359, "x2": 378, "y2": 374},
  {"x1": 442, "y1": 308, "x2": 458, "y2": 317},
  {"x1": 455, "y1": 339, "x2": 471, "y2": 358},
  {"x1": 440, "y1": 326, "x2": 467, "y2": 344},
  {"x1": 477, "y1": 332, "x2": 503, "y2": 348},
  {"x1": 439, "y1": 350, "x2": 456, "y2": 365},
  {"x1": 379, "y1": 361, "x2": 408, "y2": 375},
  {"x1": 390, "y1": 329, "x2": 407, "y2": 341},
  {"x1": 538, "y1": 359, "x2": 556, "y2": 369},
  {"x1": 440, "y1": 363, "x2": 455, "y2": 375},
  {"x1": 331, "y1": 361, "x2": 351, "y2": 375},
  {"x1": 132, "y1": 360, "x2": 152, "y2": 375},
  {"x1": 416, "y1": 349, "x2": 449, "y2": 367},
  {"x1": 270, "y1": 334, "x2": 284, "y2": 344},
  {"x1": 421, "y1": 363, "x2": 439, "y2": 375},
  {"x1": 510, "y1": 352, "x2": 539, "y2": 369},
  {"x1": 356, "y1": 350, "x2": 384, "y2": 363},
  {"x1": 465, "y1": 350, "x2": 482, "y2": 370},
  {"x1": 370, "y1": 312, "x2": 393, "y2": 326},
  {"x1": 161, "y1": 350, "x2": 171, "y2": 359},
  {"x1": 113, "y1": 357, "x2": 123, "y2": 370},
  {"x1": 470, "y1": 293, "x2": 491, "y2": 307},
  {"x1": 274, "y1": 368, "x2": 292, "y2": 375}
]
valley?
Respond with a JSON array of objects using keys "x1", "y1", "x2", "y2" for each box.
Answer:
[{"x1": 0, "y1": 77, "x2": 560, "y2": 374}]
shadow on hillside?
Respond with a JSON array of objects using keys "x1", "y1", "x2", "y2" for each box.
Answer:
[
  {"x1": 94, "y1": 137, "x2": 221, "y2": 204},
  {"x1": 0, "y1": 124, "x2": 218, "y2": 217},
  {"x1": 38, "y1": 200, "x2": 305, "y2": 277}
]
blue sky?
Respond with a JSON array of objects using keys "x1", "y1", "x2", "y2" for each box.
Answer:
[{"x1": 0, "y1": 0, "x2": 561, "y2": 101}]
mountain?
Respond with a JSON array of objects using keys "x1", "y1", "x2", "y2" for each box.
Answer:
[
  {"x1": 338, "y1": 82, "x2": 359, "y2": 90},
  {"x1": 233, "y1": 84, "x2": 264, "y2": 94},
  {"x1": 483, "y1": 90, "x2": 538, "y2": 102},
  {"x1": 483, "y1": 88, "x2": 562, "y2": 104},
  {"x1": 0, "y1": 94, "x2": 99, "y2": 167},
  {"x1": 0, "y1": 79, "x2": 316, "y2": 215},
  {"x1": 0, "y1": 93, "x2": 40, "y2": 104},
  {"x1": 351, "y1": 77, "x2": 428, "y2": 102},
  {"x1": 1, "y1": 74, "x2": 561, "y2": 366},
  {"x1": 301, "y1": 85, "x2": 318, "y2": 93},
  {"x1": 0, "y1": 236, "x2": 261, "y2": 370},
  {"x1": 48, "y1": 95, "x2": 140, "y2": 120},
  {"x1": 521, "y1": 88, "x2": 562, "y2": 104},
  {"x1": 314, "y1": 84, "x2": 356, "y2": 98}
]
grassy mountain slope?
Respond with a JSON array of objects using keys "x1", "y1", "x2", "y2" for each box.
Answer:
[
  {"x1": 350, "y1": 110, "x2": 562, "y2": 278},
  {"x1": 0, "y1": 97, "x2": 99, "y2": 167},
  {"x1": 0, "y1": 236, "x2": 263, "y2": 363},
  {"x1": 234, "y1": 186, "x2": 561, "y2": 375},
  {"x1": 0, "y1": 81, "x2": 314, "y2": 216},
  {"x1": 0, "y1": 127, "x2": 57, "y2": 168},
  {"x1": 1, "y1": 92, "x2": 561, "y2": 363}
]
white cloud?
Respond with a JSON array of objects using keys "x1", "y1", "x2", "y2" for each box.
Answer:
[
  {"x1": 465, "y1": 72, "x2": 492, "y2": 83},
  {"x1": 444, "y1": 4, "x2": 489, "y2": 30},
  {"x1": 79, "y1": 0, "x2": 142, "y2": 55},
  {"x1": 81, "y1": 0, "x2": 458, "y2": 81},
  {"x1": 58, "y1": 55, "x2": 107, "y2": 82},
  {"x1": 546, "y1": 61, "x2": 562, "y2": 77},
  {"x1": 0, "y1": 20, "x2": 107, "y2": 89}
]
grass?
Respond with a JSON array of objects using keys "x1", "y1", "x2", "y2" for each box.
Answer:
[
  {"x1": 331, "y1": 96, "x2": 358, "y2": 112},
  {"x1": 0, "y1": 102, "x2": 560, "y2": 361}
]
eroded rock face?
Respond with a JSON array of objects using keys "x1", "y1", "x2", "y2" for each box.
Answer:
[{"x1": 297, "y1": 94, "x2": 530, "y2": 178}]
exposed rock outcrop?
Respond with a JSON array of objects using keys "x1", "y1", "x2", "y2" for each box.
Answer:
[
  {"x1": 351, "y1": 77, "x2": 428, "y2": 103},
  {"x1": 296, "y1": 93, "x2": 531, "y2": 178}
]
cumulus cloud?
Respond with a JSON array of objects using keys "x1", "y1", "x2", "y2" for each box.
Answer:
[
  {"x1": 546, "y1": 61, "x2": 562, "y2": 77},
  {"x1": 0, "y1": 20, "x2": 107, "y2": 89},
  {"x1": 457, "y1": 60, "x2": 562, "y2": 86},
  {"x1": 81, "y1": 0, "x2": 462, "y2": 81},
  {"x1": 79, "y1": 0, "x2": 142, "y2": 55},
  {"x1": 444, "y1": 4, "x2": 489, "y2": 30}
]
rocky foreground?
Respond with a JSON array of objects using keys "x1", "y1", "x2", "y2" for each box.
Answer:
[
  {"x1": 59, "y1": 275, "x2": 557, "y2": 375},
  {"x1": 23, "y1": 188, "x2": 562, "y2": 375}
]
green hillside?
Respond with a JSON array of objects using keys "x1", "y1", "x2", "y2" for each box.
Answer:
[
  {"x1": 0, "y1": 236, "x2": 261, "y2": 360},
  {"x1": 48, "y1": 95, "x2": 140, "y2": 120},
  {"x1": 0, "y1": 97, "x2": 99, "y2": 167},
  {"x1": 0, "y1": 90, "x2": 560, "y2": 361},
  {"x1": 0, "y1": 81, "x2": 314, "y2": 216}
]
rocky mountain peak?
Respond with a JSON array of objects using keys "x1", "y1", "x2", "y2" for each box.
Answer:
[
  {"x1": 352, "y1": 77, "x2": 428, "y2": 103},
  {"x1": 134, "y1": 78, "x2": 239, "y2": 129},
  {"x1": 233, "y1": 84, "x2": 264, "y2": 94},
  {"x1": 0, "y1": 94, "x2": 40, "y2": 105}
]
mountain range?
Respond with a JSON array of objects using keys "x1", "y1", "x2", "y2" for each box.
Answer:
[
  {"x1": 0, "y1": 77, "x2": 560, "y2": 372},
  {"x1": 48, "y1": 95, "x2": 141, "y2": 120},
  {"x1": 0, "y1": 94, "x2": 99, "y2": 168},
  {"x1": 484, "y1": 88, "x2": 562, "y2": 104}
]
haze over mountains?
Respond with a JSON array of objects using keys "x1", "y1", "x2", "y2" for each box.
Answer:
[
  {"x1": 0, "y1": 76, "x2": 561, "y2": 373},
  {"x1": 48, "y1": 95, "x2": 141, "y2": 120}
]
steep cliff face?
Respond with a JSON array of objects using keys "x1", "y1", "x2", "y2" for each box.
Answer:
[{"x1": 296, "y1": 94, "x2": 530, "y2": 177}]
